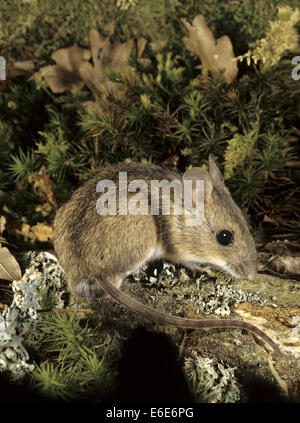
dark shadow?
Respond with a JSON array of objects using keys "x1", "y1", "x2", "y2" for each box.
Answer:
[{"x1": 114, "y1": 326, "x2": 194, "y2": 403}]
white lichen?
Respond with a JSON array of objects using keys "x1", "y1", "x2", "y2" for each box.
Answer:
[
  {"x1": 194, "y1": 278, "x2": 267, "y2": 316},
  {"x1": 131, "y1": 261, "x2": 189, "y2": 287},
  {"x1": 184, "y1": 350, "x2": 240, "y2": 403},
  {"x1": 130, "y1": 261, "x2": 266, "y2": 317},
  {"x1": 0, "y1": 251, "x2": 66, "y2": 380}
]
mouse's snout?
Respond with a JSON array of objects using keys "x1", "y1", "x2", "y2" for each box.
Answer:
[{"x1": 242, "y1": 262, "x2": 257, "y2": 281}]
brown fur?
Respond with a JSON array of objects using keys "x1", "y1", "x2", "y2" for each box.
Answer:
[{"x1": 53, "y1": 161, "x2": 280, "y2": 354}]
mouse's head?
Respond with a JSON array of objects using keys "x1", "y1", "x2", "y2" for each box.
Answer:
[{"x1": 177, "y1": 158, "x2": 257, "y2": 280}]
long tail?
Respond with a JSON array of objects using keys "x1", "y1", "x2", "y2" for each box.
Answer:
[{"x1": 99, "y1": 278, "x2": 281, "y2": 355}]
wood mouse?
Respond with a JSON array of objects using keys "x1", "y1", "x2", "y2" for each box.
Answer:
[{"x1": 53, "y1": 159, "x2": 280, "y2": 354}]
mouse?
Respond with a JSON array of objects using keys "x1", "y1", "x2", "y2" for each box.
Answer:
[{"x1": 53, "y1": 159, "x2": 280, "y2": 355}]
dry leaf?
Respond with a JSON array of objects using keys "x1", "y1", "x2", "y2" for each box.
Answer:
[
  {"x1": 78, "y1": 29, "x2": 110, "y2": 100},
  {"x1": 8, "y1": 101, "x2": 17, "y2": 110},
  {"x1": 136, "y1": 36, "x2": 152, "y2": 68},
  {"x1": 79, "y1": 29, "x2": 138, "y2": 102},
  {"x1": 264, "y1": 240, "x2": 300, "y2": 257},
  {"x1": 15, "y1": 223, "x2": 31, "y2": 239},
  {"x1": 258, "y1": 241, "x2": 300, "y2": 276},
  {"x1": 0, "y1": 247, "x2": 22, "y2": 281},
  {"x1": 35, "y1": 203, "x2": 53, "y2": 213},
  {"x1": 137, "y1": 37, "x2": 147, "y2": 58},
  {"x1": 13, "y1": 60, "x2": 35, "y2": 72},
  {"x1": 271, "y1": 256, "x2": 300, "y2": 275},
  {"x1": 0, "y1": 216, "x2": 8, "y2": 247},
  {"x1": 28, "y1": 166, "x2": 57, "y2": 210},
  {"x1": 182, "y1": 14, "x2": 238, "y2": 83},
  {"x1": 52, "y1": 45, "x2": 91, "y2": 73},
  {"x1": 15, "y1": 222, "x2": 53, "y2": 242},
  {"x1": 40, "y1": 28, "x2": 150, "y2": 104},
  {"x1": 40, "y1": 45, "x2": 91, "y2": 93},
  {"x1": 0, "y1": 216, "x2": 6, "y2": 235},
  {"x1": 263, "y1": 215, "x2": 280, "y2": 226},
  {"x1": 31, "y1": 222, "x2": 53, "y2": 242}
]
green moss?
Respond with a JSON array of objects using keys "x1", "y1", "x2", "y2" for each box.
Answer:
[{"x1": 33, "y1": 312, "x2": 117, "y2": 401}]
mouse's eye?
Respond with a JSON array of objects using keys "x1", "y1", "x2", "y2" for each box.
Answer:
[{"x1": 216, "y1": 230, "x2": 234, "y2": 246}]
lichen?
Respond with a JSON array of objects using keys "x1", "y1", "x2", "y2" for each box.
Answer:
[
  {"x1": 0, "y1": 251, "x2": 66, "y2": 380},
  {"x1": 129, "y1": 261, "x2": 267, "y2": 317},
  {"x1": 184, "y1": 350, "x2": 240, "y2": 403},
  {"x1": 193, "y1": 276, "x2": 267, "y2": 316},
  {"x1": 131, "y1": 261, "x2": 189, "y2": 287}
]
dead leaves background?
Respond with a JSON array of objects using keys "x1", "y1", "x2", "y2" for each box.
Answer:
[
  {"x1": 13, "y1": 167, "x2": 56, "y2": 244},
  {"x1": 40, "y1": 27, "x2": 151, "y2": 111},
  {"x1": 0, "y1": 166, "x2": 56, "y2": 283},
  {"x1": 39, "y1": 14, "x2": 238, "y2": 108}
]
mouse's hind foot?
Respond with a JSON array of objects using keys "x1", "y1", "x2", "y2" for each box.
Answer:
[{"x1": 72, "y1": 278, "x2": 107, "y2": 301}]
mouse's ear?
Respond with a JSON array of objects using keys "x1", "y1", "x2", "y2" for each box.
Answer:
[
  {"x1": 182, "y1": 167, "x2": 213, "y2": 203},
  {"x1": 208, "y1": 158, "x2": 230, "y2": 194}
]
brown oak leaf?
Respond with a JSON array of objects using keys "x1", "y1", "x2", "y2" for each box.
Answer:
[
  {"x1": 40, "y1": 28, "x2": 150, "y2": 107},
  {"x1": 79, "y1": 29, "x2": 150, "y2": 105},
  {"x1": 40, "y1": 45, "x2": 91, "y2": 93},
  {"x1": 182, "y1": 14, "x2": 238, "y2": 83},
  {"x1": 28, "y1": 166, "x2": 57, "y2": 210}
]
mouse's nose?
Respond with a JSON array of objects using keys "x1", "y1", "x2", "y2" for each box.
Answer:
[{"x1": 242, "y1": 262, "x2": 257, "y2": 280}]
